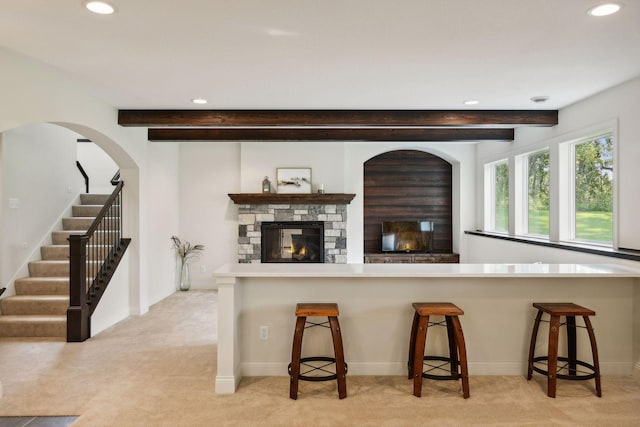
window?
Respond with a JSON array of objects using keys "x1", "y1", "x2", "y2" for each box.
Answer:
[
  {"x1": 485, "y1": 160, "x2": 509, "y2": 232},
  {"x1": 526, "y1": 149, "x2": 550, "y2": 236},
  {"x1": 571, "y1": 134, "x2": 613, "y2": 244},
  {"x1": 484, "y1": 126, "x2": 615, "y2": 249}
]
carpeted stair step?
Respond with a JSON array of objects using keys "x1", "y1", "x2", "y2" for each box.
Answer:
[
  {"x1": 41, "y1": 245, "x2": 69, "y2": 260},
  {"x1": 52, "y1": 230, "x2": 85, "y2": 245},
  {"x1": 0, "y1": 315, "x2": 66, "y2": 338},
  {"x1": 41, "y1": 243, "x2": 113, "y2": 260},
  {"x1": 80, "y1": 194, "x2": 110, "y2": 205},
  {"x1": 15, "y1": 277, "x2": 69, "y2": 295},
  {"x1": 0, "y1": 295, "x2": 69, "y2": 315},
  {"x1": 72, "y1": 204, "x2": 102, "y2": 217},
  {"x1": 62, "y1": 217, "x2": 95, "y2": 230},
  {"x1": 28, "y1": 260, "x2": 69, "y2": 277},
  {"x1": 52, "y1": 230, "x2": 119, "y2": 245}
]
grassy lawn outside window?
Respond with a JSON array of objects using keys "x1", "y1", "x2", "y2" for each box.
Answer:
[
  {"x1": 573, "y1": 135, "x2": 613, "y2": 244},
  {"x1": 527, "y1": 150, "x2": 550, "y2": 236}
]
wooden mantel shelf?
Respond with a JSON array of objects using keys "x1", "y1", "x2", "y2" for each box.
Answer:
[{"x1": 228, "y1": 193, "x2": 356, "y2": 205}]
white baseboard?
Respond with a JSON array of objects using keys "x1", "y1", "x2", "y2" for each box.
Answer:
[
  {"x1": 241, "y1": 361, "x2": 634, "y2": 377},
  {"x1": 215, "y1": 375, "x2": 240, "y2": 394}
]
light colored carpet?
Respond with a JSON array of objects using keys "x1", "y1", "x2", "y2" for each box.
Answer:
[{"x1": 0, "y1": 290, "x2": 638, "y2": 426}]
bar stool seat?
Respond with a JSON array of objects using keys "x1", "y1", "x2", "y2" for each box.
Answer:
[
  {"x1": 289, "y1": 303, "x2": 347, "y2": 399},
  {"x1": 408, "y1": 302, "x2": 470, "y2": 398},
  {"x1": 527, "y1": 302, "x2": 601, "y2": 398}
]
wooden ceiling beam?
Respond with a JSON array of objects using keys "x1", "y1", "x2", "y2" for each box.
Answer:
[
  {"x1": 119, "y1": 109, "x2": 557, "y2": 127},
  {"x1": 147, "y1": 127, "x2": 514, "y2": 142}
]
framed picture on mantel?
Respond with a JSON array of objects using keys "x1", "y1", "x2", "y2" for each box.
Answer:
[{"x1": 276, "y1": 168, "x2": 312, "y2": 194}]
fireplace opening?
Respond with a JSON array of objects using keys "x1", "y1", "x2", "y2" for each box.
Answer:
[{"x1": 261, "y1": 221, "x2": 324, "y2": 263}]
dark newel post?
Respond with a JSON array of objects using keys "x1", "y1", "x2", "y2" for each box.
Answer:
[{"x1": 67, "y1": 234, "x2": 90, "y2": 342}]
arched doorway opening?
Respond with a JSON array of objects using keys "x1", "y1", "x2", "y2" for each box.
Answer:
[{"x1": 0, "y1": 121, "x2": 141, "y2": 337}]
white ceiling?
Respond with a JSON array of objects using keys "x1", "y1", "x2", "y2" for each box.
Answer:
[{"x1": 1, "y1": 0, "x2": 639, "y2": 110}]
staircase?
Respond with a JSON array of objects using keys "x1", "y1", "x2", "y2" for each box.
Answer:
[{"x1": 0, "y1": 194, "x2": 109, "y2": 338}]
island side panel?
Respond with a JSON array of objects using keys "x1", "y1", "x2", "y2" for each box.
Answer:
[
  {"x1": 215, "y1": 276, "x2": 242, "y2": 393},
  {"x1": 238, "y1": 276, "x2": 633, "y2": 377}
]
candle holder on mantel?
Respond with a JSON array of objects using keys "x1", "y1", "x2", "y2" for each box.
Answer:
[
  {"x1": 317, "y1": 184, "x2": 325, "y2": 194},
  {"x1": 262, "y1": 176, "x2": 272, "y2": 193}
]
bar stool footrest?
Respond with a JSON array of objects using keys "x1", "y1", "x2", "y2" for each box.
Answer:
[
  {"x1": 532, "y1": 356, "x2": 597, "y2": 380},
  {"x1": 421, "y1": 356, "x2": 461, "y2": 381},
  {"x1": 288, "y1": 356, "x2": 348, "y2": 382}
]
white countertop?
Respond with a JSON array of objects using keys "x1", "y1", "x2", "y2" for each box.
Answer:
[{"x1": 215, "y1": 263, "x2": 640, "y2": 278}]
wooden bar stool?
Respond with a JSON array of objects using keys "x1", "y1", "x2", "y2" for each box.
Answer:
[
  {"x1": 408, "y1": 302, "x2": 470, "y2": 398},
  {"x1": 527, "y1": 302, "x2": 601, "y2": 398},
  {"x1": 288, "y1": 303, "x2": 347, "y2": 400}
]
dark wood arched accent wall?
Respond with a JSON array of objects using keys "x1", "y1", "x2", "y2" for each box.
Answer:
[{"x1": 364, "y1": 150, "x2": 453, "y2": 255}]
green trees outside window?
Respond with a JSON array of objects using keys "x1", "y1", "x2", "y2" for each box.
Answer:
[
  {"x1": 494, "y1": 162, "x2": 509, "y2": 232},
  {"x1": 486, "y1": 132, "x2": 613, "y2": 245},
  {"x1": 527, "y1": 150, "x2": 550, "y2": 235},
  {"x1": 574, "y1": 136, "x2": 613, "y2": 242}
]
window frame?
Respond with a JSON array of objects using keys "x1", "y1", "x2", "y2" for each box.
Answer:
[
  {"x1": 519, "y1": 147, "x2": 550, "y2": 238},
  {"x1": 484, "y1": 159, "x2": 509, "y2": 233},
  {"x1": 563, "y1": 131, "x2": 614, "y2": 246}
]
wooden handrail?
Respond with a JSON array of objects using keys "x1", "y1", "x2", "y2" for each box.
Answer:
[
  {"x1": 67, "y1": 181, "x2": 130, "y2": 342},
  {"x1": 76, "y1": 161, "x2": 89, "y2": 193}
]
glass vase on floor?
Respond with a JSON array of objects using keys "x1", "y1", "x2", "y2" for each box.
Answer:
[{"x1": 179, "y1": 262, "x2": 191, "y2": 291}]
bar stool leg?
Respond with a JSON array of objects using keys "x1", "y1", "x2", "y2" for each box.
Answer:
[
  {"x1": 566, "y1": 316, "x2": 577, "y2": 376},
  {"x1": 289, "y1": 316, "x2": 307, "y2": 400},
  {"x1": 450, "y1": 316, "x2": 470, "y2": 398},
  {"x1": 412, "y1": 315, "x2": 429, "y2": 397},
  {"x1": 328, "y1": 316, "x2": 347, "y2": 399},
  {"x1": 583, "y1": 316, "x2": 602, "y2": 397},
  {"x1": 408, "y1": 311, "x2": 420, "y2": 380},
  {"x1": 547, "y1": 315, "x2": 561, "y2": 398},
  {"x1": 527, "y1": 309, "x2": 543, "y2": 380},
  {"x1": 445, "y1": 316, "x2": 459, "y2": 376}
]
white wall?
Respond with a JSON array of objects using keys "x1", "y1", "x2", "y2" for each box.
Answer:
[
  {"x1": 145, "y1": 143, "x2": 181, "y2": 304},
  {"x1": 0, "y1": 48, "x2": 180, "y2": 328},
  {"x1": 1, "y1": 123, "x2": 83, "y2": 291},
  {"x1": 91, "y1": 251, "x2": 130, "y2": 335},
  {"x1": 179, "y1": 142, "x2": 240, "y2": 288},
  {"x1": 76, "y1": 141, "x2": 119, "y2": 194},
  {"x1": 240, "y1": 141, "x2": 346, "y2": 193}
]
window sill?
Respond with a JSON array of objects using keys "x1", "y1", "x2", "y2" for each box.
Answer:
[{"x1": 464, "y1": 230, "x2": 640, "y2": 262}]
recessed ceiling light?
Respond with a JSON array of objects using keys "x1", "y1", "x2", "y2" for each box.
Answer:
[
  {"x1": 530, "y1": 96, "x2": 550, "y2": 103},
  {"x1": 191, "y1": 98, "x2": 208, "y2": 105},
  {"x1": 588, "y1": 3, "x2": 621, "y2": 17},
  {"x1": 463, "y1": 100, "x2": 479, "y2": 105},
  {"x1": 85, "y1": 1, "x2": 116, "y2": 15}
]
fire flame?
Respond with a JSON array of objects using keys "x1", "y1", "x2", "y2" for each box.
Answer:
[{"x1": 290, "y1": 244, "x2": 307, "y2": 256}]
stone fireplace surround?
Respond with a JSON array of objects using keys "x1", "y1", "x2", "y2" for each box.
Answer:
[{"x1": 230, "y1": 194, "x2": 355, "y2": 264}]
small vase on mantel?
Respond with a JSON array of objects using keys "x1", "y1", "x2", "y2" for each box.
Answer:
[{"x1": 179, "y1": 262, "x2": 191, "y2": 291}]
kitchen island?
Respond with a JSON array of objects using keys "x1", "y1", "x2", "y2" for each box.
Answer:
[{"x1": 214, "y1": 263, "x2": 639, "y2": 394}]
